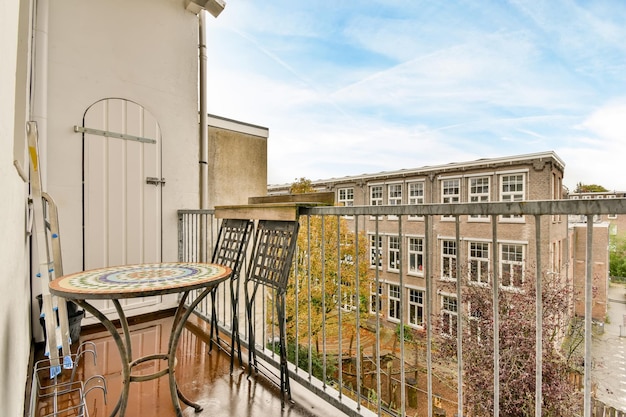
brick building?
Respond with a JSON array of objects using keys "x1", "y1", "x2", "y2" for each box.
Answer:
[
  {"x1": 269, "y1": 151, "x2": 571, "y2": 332},
  {"x1": 567, "y1": 190, "x2": 625, "y2": 320}
]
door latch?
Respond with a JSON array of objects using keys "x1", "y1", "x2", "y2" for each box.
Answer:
[{"x1": 146, "y1": 177, "x2": 166, "y2": 186}]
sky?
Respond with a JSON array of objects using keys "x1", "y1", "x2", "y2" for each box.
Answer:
[{"x1": 204, "y1": 0, "x2": 626, "y2": 191}]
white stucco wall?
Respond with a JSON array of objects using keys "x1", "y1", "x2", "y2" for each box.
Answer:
[
  {"x1": 0, "y1": 0, "x2": 32, "y2": 415},
  {"x1": 45, "y1": 0, "x2": 201, "y2": 275}
]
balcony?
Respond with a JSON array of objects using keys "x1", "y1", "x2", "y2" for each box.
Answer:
[{"x1": 31, "y1": 198, "x2": 626, "y2": 417}]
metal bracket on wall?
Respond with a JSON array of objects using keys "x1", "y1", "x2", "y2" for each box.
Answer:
[
  {"x1": 146, "y1": 177, "x2": 166, "y2": 186},
  {"x1": 74, "y1": 126, "x2": 157, "y2": 144}
]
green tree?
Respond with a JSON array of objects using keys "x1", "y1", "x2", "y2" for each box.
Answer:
[
  {"x1": 574, "y1": 182, "x2": 608, "y2": 193},
  {"x1": 610, "y1": 234, "x2": 626, "y2": 278}
]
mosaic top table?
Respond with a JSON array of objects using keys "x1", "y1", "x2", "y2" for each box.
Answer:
[{"x1": 49, "y1": 262, "x2": 231, "y2": 417}]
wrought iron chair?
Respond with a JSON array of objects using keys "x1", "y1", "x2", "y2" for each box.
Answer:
[
  {"x1": 244, "y1": 219, "x2": 300, "y2": 405},
  {"x1": 209, "y1": 218, "x2": 254, "y2": 372}
]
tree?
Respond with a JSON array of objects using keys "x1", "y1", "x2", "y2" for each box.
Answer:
[
  {"x1": 574, "y1": 182, "x2": 608, "y2": 193},
  {"x1": 286, "y1": 214, "x2": 372, "y2": 342},
  {"x1": 282, "y1": 178, "x2": 372, "y2": 346},
  {"x1": 290, "y1": 177, "x2": 315, "y2": 194},
  {"x1": 446, "y1": 272, "x2": 581, "y2": 416},
  {"x1": 609, "y1": 234, "x2": 626, "y2": 278}
]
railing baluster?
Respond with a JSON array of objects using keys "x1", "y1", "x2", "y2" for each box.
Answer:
[
  {"x1": 375, "y1": 215, "x2": 382, "y2": 416},
  {"x1": 492, "y1": 214, "x2": 500, "y2": 417},
  {"x1": 398, "y1": 215, "x2": 406, "y2": 417},
  {"x1": 336, "y1": 216, "x2": 343, "y2": 400},
  {"x1": 321, "y1": 215, "x2": 327, "y2": 389},
  {"x1": 535, "y1": 214, "x2": 543, "y2": 417},
  {"x1": 354, "y1": 216, "x2": 362, "y2": 412},
  {"x1": 456, "y1": 215, "x2": 463, "y2": 417},
  {"x1": 584, "y1": 216, "x2": 593, "y2": 417},
  {"x1": 425, "y1": 213, "x2": 433, "y2": 417}
]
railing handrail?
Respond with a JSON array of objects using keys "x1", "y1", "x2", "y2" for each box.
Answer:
[{"x1": 300, "y1": 198, "x2": 626, "y2": 216}]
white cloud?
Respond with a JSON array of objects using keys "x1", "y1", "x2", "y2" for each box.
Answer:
[{"x1": 205, "y1": 1, "x2": 626, "y2": 189}]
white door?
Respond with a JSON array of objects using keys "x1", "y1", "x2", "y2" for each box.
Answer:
[{"x1": 82, "y1": 98, "x2": 164, "y2": 323}]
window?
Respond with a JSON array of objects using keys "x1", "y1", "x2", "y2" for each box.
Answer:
[
  {"x1": 388, "y1": 284, "x2": 401, "y2": 320},
  {"x1": 500, "y1": 174, "x2": 525, "y2": 220},
  {"x1": 338, "y1": 187, "x2": 354, "y2": 219},
  {"x1": 468, "y1": 242, "x2": 489, "y2": 284},
  {"x1": 338, "y1": 188, "x2": 354, "y2": 207},
  {"x1": 370, "y1": 283, "x2": 383, "y2": 314},
  {"x1": 388, "y1": 183, "x2": 402, "y2": 219},
  {"x1": 441, "y1": 239, "x2": 457, "y2": 280},
  {"x1": 388, "y1": 236, "x2": 400, "y2": 271},
  {"x1": 469, "y1": 177, "x2": 489, "y2": 219},
  {"x1": 501, "y1": 244, "x2": 524, "y2": 288},
  {"x1": 408, "y1": 182, "x2": 424, "y2": 220},
  {"x1": 442, "y1": 178, "x2": 460, "y2": 219},
  {"x1": 370, "y1": 235, "x2": 383, "y2": 268},
  {"x1": 408, "y1": 289, "x2": 424, "y2": 327},
  {"x1": 408, "y1": 237, "x2": 424, "y2": 275},
  {"x1": 370, "y1": 185, "x2": 383, "y2": 206},
  {"x1": 441, "y1": 295, "x2": 458, "y2": 337}
]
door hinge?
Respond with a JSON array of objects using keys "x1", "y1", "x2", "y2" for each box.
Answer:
[{"x1": 146, "y1": 177, "x2": 166, "y2": 186}]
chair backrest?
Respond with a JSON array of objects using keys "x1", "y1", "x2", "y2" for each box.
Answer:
[
  {"x1": 211, "y1": 218, "x2": 254, "y2": 279},
  {"x1": 246, "y1": 220, "x2": 300, "y2": 292}
]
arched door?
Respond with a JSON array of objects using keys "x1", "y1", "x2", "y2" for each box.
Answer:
[{"x1": 82, "y1": 98, "x2": 164, "y2": 320}]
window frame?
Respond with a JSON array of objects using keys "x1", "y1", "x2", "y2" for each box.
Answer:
[
  {"x1": 370, "y1": 184, "x2": 383, "y2": 206},
  {"x1": 408, "y1": 181, "x2": 425, "y2": 220},
  {"x1": 388, "y1": 183, "x2": 403, "y2": 220},
  {"x1": 499, "y1": 173, "x2": 526, "y2": 222},
  {"x1": 369, "y1": 234, "x2": 383, "y2": 269},
  {"x1": 500, "y1": 243, "x2": 525, "y2": 288},
  {"x1": 388, "y1": 235, "x2": 400, "y2": 272},
  {"x1": 388, "y1": 284, "x2": 401, "y2": 321},
  {"x1": 441, "y1": 239, "x2": 457, "y2": 281},
  {"x1": 468, "y1": 176, "x2": 490, "y2": 221},
  {"x1": 370, "y1": 283, "x2": 383, "y2": 314},
  {"x1": 441, "y1": 294, "x2": 458, "y2": 337},
  {"x1": 468, "y1": 241, "x2": 490, "y2": 285},
  {"x1": 408, "y1": 288, "x2": 425, "y2": 328},
  {"x1": 441, "y1": 178, "x2": 460, "y2": 220},
  {"x1": 407, "y1": 236, "x2": 424, "y2": 276}
]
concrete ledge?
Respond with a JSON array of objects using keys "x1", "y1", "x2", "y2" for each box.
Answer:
[
  {"x1": 248, "y1": 192, "x2": 334, "y2": 205},
  {"x1": 215, "y1": 202, "x2": 330, "y2": 221}
]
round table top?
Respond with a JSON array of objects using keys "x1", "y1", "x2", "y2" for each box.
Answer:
[{"x1": 49, "y1": 262, "x2": 231, "y2": 300}]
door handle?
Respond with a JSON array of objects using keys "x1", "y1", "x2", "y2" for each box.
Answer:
[{"x1": 146, "y1": 177, "x2": 166, "y2": 186}]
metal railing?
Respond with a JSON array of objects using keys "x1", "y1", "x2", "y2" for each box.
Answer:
[{"x1": 178, "y1": 198, "x2": 626, "y2": 417}]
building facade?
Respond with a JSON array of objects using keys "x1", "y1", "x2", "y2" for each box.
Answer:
[
  {"x1": 567, "y1": 190, "x2": 624, "y2": 320},
  {"x1": 269, "y1": 151, "x2": 570, "y2": 333}
]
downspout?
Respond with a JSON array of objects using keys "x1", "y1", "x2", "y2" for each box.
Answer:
[{"x1": 199, "y1": 9, "x2": 209, "y2": 210}]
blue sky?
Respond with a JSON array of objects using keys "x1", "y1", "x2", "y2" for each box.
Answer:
[{"x1": 205, "y1": 1, "x2": 626, "y2": 191}]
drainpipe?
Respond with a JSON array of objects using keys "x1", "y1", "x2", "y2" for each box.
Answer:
[
  {"x1": 199, "y1": 9, "x2": 209, "y2": 210},
  {"x1": 194, "y1": 1, "x2": 225, "y2": 209}
]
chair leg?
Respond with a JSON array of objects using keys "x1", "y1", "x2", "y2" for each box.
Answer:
[
  {"x1": 276, "y1": 292, "x2": 291, "y2": 404},
  {"x1": 209, "y1": 289, "x2": 220, "y2": 352},
  {"x1": 229, "y1": 280, "x2": 243, "y2": 373},
  {"x1": 245, "y1": 285, "x2": 257, "y2": 376}
]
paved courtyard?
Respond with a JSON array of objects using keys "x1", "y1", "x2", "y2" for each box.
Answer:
[{"x1": 593, "y1": 281, "x2": 626, "y2": 412}]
